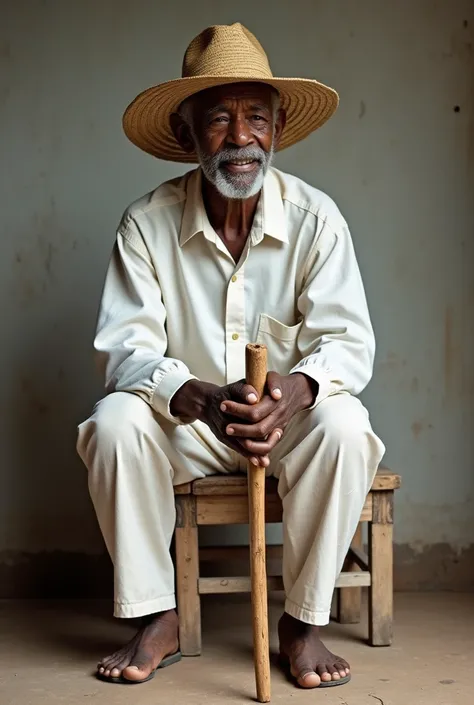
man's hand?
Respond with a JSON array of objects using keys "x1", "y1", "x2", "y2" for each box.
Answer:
[
  {"x1": 170, "y1": 372, "x2": 318, "y2": 467},
  {"x1": 220, "y1": 372, "x2": 318, "y2": 466},
  {"x1": 170, "y1": 377, "x2": 270, "y2": 459}
]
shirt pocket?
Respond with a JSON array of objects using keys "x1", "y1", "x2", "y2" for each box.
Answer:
[{"x1": 256, "y1": 314, "x2": 303, "y2": 375}]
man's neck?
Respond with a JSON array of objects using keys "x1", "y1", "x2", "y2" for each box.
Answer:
[{"x1": 202, "y1": 176, "x2": 260, "y2": 262}]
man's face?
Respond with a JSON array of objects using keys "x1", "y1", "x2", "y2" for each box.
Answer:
[{"x1": 181, "y1": 83, "x2": 284, "y2": 199}]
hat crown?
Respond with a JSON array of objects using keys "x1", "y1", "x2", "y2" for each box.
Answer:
[{"x1": 182, "y1": 23, "x2": 273, "y2": 80}]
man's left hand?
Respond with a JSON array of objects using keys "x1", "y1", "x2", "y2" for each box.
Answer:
[{"x1": 220, "y1": 371, "x2": 318, "y2": 466}]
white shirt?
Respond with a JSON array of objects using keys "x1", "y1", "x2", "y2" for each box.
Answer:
[{"x1": 94, "y1": 167, "x2": 375, "y2": 423}]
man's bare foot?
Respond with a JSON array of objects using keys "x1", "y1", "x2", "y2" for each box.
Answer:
[
  {"x1": 97, "y1": 609, "x2": 179, "y2": 682},
  {"x1": 278, "y1": 613, "x2": 350, "y2": 688}
]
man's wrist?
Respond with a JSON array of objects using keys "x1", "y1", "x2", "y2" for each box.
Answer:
[
  {"x1": 170, "y1": 379, "x2": 215, "y2": 421},
  {"x1": 290, "y1": 372, "x2": 319, "y2": 410}
]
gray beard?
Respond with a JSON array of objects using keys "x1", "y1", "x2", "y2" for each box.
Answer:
[{"x1": 194, "y1": 142, "x2": 274, "y2": 200}]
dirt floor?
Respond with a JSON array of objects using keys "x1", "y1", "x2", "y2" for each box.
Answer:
[{"x1": 0, "y1": 592, "x2": 472, "y2": 705}]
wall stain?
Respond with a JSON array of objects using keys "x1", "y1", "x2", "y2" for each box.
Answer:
[
  {"x1": 411, "y1": 421, "x2": 423, "y2": 439},
  {"x1": 358, "y1": 100, "x2": 366, "y2": 119},
  {"x1": 444, "y1": 306, "x2": 453, "y2": 394},
  {"x1": 410, "y1": 377, "x2": 419, "y2": 393},
  {"x1": 12, "y1": 196, "x2": 66, "y2": 307}
]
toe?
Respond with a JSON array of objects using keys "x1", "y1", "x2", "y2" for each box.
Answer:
[
  {"x1": 110, "y1": 667, "x2": 121, "y2": 678},
  {"x1": 290, "y1": 656, "x2": 321, "y2": 688},
  {"x1": 122, "y1": 664, "x2": 152, "y2": 682},
  {"x1": 316, "y1": 664, "x2": 332, "y2": 682},
  {"x1": 297, "y1": 671, "x2": 321, "y2": 688},
  {"x1": 334, "y1": 662, "x2": 347, "y2": 678}
]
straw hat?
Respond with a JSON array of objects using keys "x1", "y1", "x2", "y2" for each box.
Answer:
[{"x1": 123, "y1": 23, "x2": 339, "y2": 162}]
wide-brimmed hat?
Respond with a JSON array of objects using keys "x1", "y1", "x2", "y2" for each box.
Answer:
[{"x1": 123, "y1": 23, "x2": 339, "y2": 162}]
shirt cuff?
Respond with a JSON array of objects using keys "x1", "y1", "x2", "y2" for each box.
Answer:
[
  {"x1": 151, "y1": 368, "x2": 197, "y2": 424},
  {"x1": 289, "y1": 362, "x2": 338, "y2": 409}
]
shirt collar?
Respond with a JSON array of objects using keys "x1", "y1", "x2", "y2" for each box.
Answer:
[{"x1": 179, "y1": 167, "x2": 288, "y2": 247}]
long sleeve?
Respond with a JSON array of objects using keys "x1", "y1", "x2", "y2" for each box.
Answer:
[
  {"x1": 290, "y1": 215, "x2": 375, "y2": 406},
  {"x1": 94, "y1": 216, "x2": 196, "y2": 423}
]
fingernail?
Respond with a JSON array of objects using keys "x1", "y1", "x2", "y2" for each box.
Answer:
[
  {"x1": 227, "y1": 427, "x2": 234, "y2": 435},
  {"x1": 247, "y1": 393, "x2": 257, "y2": 403},
  {"x1": 275, "y1": 430, "x2": 282, "y2": 440},
  {"x1": 250, "y1": 457, "x2": 259, "y2": 466},
  {"x1": 220, "y1": 403, "x2": 227, "y2": 411},
  {"x1": 273, "y1": 388, "x2": 282, "y2": 398}
]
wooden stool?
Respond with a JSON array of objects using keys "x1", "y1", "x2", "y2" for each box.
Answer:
[{"x1": 174, "y1": 468, "x2": 400, "y2": 656}]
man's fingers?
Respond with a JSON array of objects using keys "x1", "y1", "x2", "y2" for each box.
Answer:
[
  {"x1": 226, "y1": 413, "x2": 280, "y2": 439},
  {"x1": 237, "y1": 429, "x2": 283, "y2": 454},
  {"x1": 266, "y1": 371, "x2": 283, "y2": 401},
  {"x1": 249, "y1": 455, "x2": 270, "y2": 468},
  {"x1": 228, "y1": 380, "x2": 259, "y2": 405},
  {"x1": 221, "y1": 397, "x2": 275, "y2": 421}
]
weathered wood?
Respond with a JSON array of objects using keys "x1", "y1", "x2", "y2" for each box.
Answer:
[
  {"x1": 174, "y1": 482, "x2": 192, "y2": 495},
  {"x1": 192, "y1": 475, "x2": 278, "y2": 495},
  {"x1": 348, "y1": 545, "x2": 370, "y2": 572},
  {"x1": 196, "y1": 493, "x2": 370, "y2": 525},
  {"x1": 246, "y1": 343, "x2": 271, "y2": 703},
  {"x1": 198, "y1": 570, "x2": 370, "y2": 595},
  {"x1": 180, "y1": 469, "x2": 400, "y2": 496},
  {"x1": 360, "y1": 494, "x2": 373, "y2": 521},
  {"x1": 175, "y1": 494, "x2": 201, "y2": 656},
  {"x1": 369, "y1": 492, "x2": 394, "y2": 646},
  {"x1": 196, "y1": 494, "x2": 283, "y2": 524},
  {"x1": 372, "y1": 490, "x2": 394, "y2": 524},
  {"x1": 199, "y1": 544, "x2": 283, "y2": 562},
  {"x1": 337, "y1": 524, "x2": 363, "y2": 624}
]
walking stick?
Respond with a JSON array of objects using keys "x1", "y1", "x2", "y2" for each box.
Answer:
[{"x1": 245, "y1": 343, "x2": 271, "y2": 703}]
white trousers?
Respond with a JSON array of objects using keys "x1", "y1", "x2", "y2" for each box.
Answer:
[{"x1": 77, "y1": 391, "x2": 385, "y2": 626}]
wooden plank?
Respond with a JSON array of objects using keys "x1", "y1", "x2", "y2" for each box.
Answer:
[
  {"x1": 337, "y1": 524, "x2": 363, "y2": 624},
  {"x1": 197, "y1": 494, "x2": 371, "y2": 525},
  {"x1": 199, "y1": 545, "x2": 283, "y2": 562},
  {"x1": 360, "y1": 494, "x2": 373, "y2": 521},
  {"x1": 337, "y1": 571, "x2": 371, "y2": 588},
  {"x1": 175, "y1": 495, "x2": 201, "y2": 656},
  {"x1": 369, "y1": 492, "x2": 394, "y2": 646},
  {"x1": 196, "y1": 494, "x2": 283, "y2": 525},
  {"x1": 186, "y1": 469, "x2": 400, "y2": 495},
  {"x1": 174, "y1": 482, "x2": 192, "y2": 495},
  {"x1": 371, "y1": 471, "x2": 401, "y2": 491},
  {"x1": 348, "y1": 546, "x2": 370, "y2": 572},
  {"x1": 193, "y1": 475, "x2": 279, "y2": 496},
  {"x1": 198, "y1": 571, "x2": 370, "y2": 595}
]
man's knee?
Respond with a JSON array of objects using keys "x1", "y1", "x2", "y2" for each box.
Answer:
[
  {"x1": 77, "y1": 392, "x2": 153, "y2": 458},
  {"x1": 314, "y1": 394, "x2": 384, "y2": 460}
]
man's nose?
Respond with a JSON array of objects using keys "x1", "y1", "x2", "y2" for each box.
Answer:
[{"x1": 226, "y1": 116, "x2": 255, "y2": 147}]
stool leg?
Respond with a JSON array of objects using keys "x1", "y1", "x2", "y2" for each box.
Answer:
[
  {"x1": 337, "y1": 523, "x2": 363, "y2": 624},
  {"x1": 175, "y1": 494, "x2": 201, "y2": 656},
  {"x1": 368, "y1": 491, "x2": 393, "y2": 646}
]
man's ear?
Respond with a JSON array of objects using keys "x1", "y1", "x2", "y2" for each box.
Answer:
[
  {"x1": 170, "y1": 113, "x2": 195, "y2": 154},
  {"x1": 273, "y1": 108, "x2": 287, "y2": 149}
]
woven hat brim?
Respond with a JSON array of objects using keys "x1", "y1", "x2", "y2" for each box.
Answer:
[{"x1": 122, "y1": 76, "x2": 339, "y2": 162}]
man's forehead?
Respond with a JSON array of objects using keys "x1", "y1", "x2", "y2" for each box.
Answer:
[{"x1": 194, "y1": 82, "x2": 275, "y2": 108}]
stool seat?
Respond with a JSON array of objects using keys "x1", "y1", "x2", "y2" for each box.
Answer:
[
  {"x1": 175, "y1": 469, "x2": 401, "y2": 495},
  {"x1": 174, "y1": 467, "x2": 400, "y2": 656}
]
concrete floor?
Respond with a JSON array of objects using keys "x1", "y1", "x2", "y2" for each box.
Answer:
[{"x1": 0, "y1": 593, "x2": 472, "y2": 705}]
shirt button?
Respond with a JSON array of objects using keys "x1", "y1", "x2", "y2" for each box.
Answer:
[
  {"x1": 231, "y1": 275, "x2": 237, "y2": 283},
  {"x1": 232, "y1": 333, "x2": 239, "y2": 341}
]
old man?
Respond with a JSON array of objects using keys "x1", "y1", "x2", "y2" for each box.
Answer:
[{"x1": 77, "y1": 22, "x2": 385, "y2": 689}]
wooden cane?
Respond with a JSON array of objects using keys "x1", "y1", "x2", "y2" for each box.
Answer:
[{"x1": 245, "y1": 343, "x2": 271, "y2": 703}]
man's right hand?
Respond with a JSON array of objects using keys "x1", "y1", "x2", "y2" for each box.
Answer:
[{"x1": 169, "y1": 379, "x2": 279, "y2": 465}]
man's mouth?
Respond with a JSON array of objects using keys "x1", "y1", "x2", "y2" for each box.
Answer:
[{"x1": 221, "y1": 159, "x2": 260, "y2": 173}]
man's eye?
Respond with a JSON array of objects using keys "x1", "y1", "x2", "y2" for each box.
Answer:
[
  {"x1": 212, "y1": 116, "x2": 229, "y2": 124},
  {"x1": 251, "y1": 115, "x2": 266, "y2": 122}
]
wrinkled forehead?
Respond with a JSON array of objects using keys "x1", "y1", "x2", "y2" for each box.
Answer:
[{"x1": 192, "y1": 82, "x2": 277, "y2": 111}]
